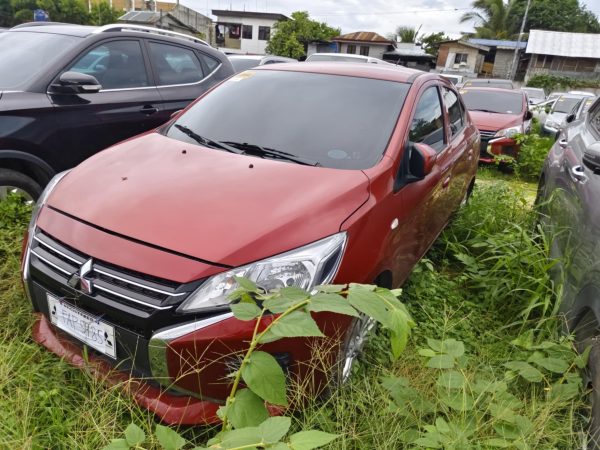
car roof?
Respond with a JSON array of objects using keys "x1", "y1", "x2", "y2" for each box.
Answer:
[
  {"x1": 253, "y1": 61, "x2": 425, "y2": 83},
  {"x1": 228, "y1": 55, "x2": 264, "y2": 60},
  {"x1": 309, "y1": 53, "x2": 369, "y2": 60},
  {"x1": 10, "y1": 23, "x2": 98, "y2": 37}
]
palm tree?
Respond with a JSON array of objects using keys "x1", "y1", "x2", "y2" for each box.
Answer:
[
  {"x1": 391, "y1": 26, "x2": 422, "y2": 43},
  {"x1": 460, "y1": 0, "x2": 514, "y2": 39}
]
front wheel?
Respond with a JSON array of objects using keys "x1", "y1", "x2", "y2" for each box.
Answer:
[
  {"x1": 334, "y1": 314, "x2": 376, "y2": 386},
  {"x1": 0, "y1": 169, "x2": 42, "y2": 203}
]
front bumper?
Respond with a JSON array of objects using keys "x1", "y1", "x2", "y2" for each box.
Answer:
[
  {"x1": 479, "y1": 136, "x2": 519, "y2": 164},
  {"x1": 32, "y1": 313, "x2": 222, "y2": 425}
]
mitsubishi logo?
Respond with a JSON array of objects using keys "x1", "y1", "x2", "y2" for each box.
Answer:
[{"x1": 67, "y1": 258, "x2": 94, "y2": 295}]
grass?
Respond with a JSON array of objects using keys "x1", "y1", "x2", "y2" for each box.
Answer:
[{"x1": 0, "y1": 172, "x2": 589, "y2": 449}]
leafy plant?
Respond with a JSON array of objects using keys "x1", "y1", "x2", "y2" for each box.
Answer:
[{"x1": 526, "y1": 74, "x2": 600, "y2": 93}]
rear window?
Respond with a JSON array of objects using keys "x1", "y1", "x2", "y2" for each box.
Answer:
[
  {"x1": 463, "y1": 79, "x2": 513, "y2": 89},
  {"x1": 166, "y1": 70, "x2": 410, "y2": 170},
  {"x1": 230, "y1": 58, "x2": 262, "y2": 73},
  {"x1": 460, "y1": 89, "x2": 524, "y2": 114},
  {"x1": 306, "y1": 54, "x2": 368, "y2": 63}
]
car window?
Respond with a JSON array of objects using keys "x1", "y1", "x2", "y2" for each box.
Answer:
[
  {"x1": 443, "y1": 87, "x2": 464, "y2": 137},
  {"x1": 199, "y1": 53, "x2": 220, "y2": 72},
  {"x1": 552, "y1": 97, "x2": 582, "y2": 114},
  {"x1": 148, "y1": 42, "x2": 205, "y2": 85},
  {"x1": 230, "y1": 58, "x2": 261, "y2": 73},
  {"x1": 66, "y1": 40, "x2": 148, "y2": 90},
  {"x1": 409, "y1": 86, "x2": 446, "y2": 152},
  {"x1": 460, "y1": 89, "x2": 523, "y2": 114}
]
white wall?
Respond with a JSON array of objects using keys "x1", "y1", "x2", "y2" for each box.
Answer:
[
  {"x1": 337, "y1": 42, "x2": 388, "y2": 60},
  {"x1": 215, "y1": 15, "x2": 279, "y2": 55}
]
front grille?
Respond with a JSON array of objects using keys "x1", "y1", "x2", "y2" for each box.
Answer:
[
  {"x1": 478, "y1": 129, "x2": 496, "y2": 140},
  {"x1": 30, "y1": 230, "x2": 189, "y2": 312}
]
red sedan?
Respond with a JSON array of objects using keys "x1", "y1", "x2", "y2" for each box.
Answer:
[{"x1": 21, "y1": 62, "x2": 479, "y2": 424}]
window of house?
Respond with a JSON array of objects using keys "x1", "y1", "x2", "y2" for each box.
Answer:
[
  {"x1": 258, "y1": 26, "x2": 270, "y2": 40},
  {"x1": 442, "y1": 87, "x2": 465, "y2": 137},
  {"x1": 242, "y1": 25, "x2": 253, "y2": 39},
  {"x1": 409, "y1": 86, "x2": 446, "y2": 152},
  {"x1": 359, "y1": 46, "x2": 369, "y2": 56},
  {"x1": 347, "y1": 44, "x2": 356, "y2": 54},
  {"x1": 454, "y1": 53, "x2": 468, "y2": 64},
  {"x1": 67, "y1": 40, "x2": 148, "y2": 90},
  {"x1": 148, "y1": 42, "x2": 204, "y2": 85}
]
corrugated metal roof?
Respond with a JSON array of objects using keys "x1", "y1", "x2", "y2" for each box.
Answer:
[
  {"x1": 468, "y1": 38, "x2": 526, "y2": 49},
  {"x1": 526, "y1": 29, "x2": 600, "y2": 58},
  {"x1": 333, "y1": 31, "x2": 394, "y2": 44},
  {"x1": 119, "y1": 11, "x2": 161, "y2": 23}
]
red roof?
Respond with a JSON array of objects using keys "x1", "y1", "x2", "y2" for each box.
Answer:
[{"x1": 333, "y1": 32, "x2": 394, "y2": 45}]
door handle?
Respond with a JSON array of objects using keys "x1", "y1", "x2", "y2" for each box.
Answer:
[
  {"x1": 467, "y1": 149, "x2": 474, "y2": 160},
  {"x1": 442, "y1": 176, "x2": 451, "y2": 188},
  {"x1": 140, "y1": 105, "x2": 158, "y2": 115},
  {"x1": 558, "y1": 139, "x2": 568, "y2": 149},
  {"x1": 568, "y1": 164, "x2": 587, "y2": 183}
]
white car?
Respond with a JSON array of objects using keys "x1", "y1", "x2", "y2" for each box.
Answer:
[
  {"x1": 542, "y1": 94, "x2": 587, "y2": 135},
  {"x1": 305, "y1": 53, "x2": 393, "y2": 65},
  {"x1": 228, "y1": 55, "x2": 297, "y2": 73}
]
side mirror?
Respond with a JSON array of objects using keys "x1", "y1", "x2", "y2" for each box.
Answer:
[
  {"x1": 51, "y1": 71, "x2": 102, "y2": 94},
  {"x1": 566, "y1": 114, "x2": 575, "y2": 124},
  {"x1": 410, "y1": 143, "x2": 437, "y2": 179},
  {"x1": 525, "y1": 110, "x2": 533, "y2": 120}
]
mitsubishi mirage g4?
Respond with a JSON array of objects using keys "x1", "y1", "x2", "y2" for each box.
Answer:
[{"x1": 22, "y1": 63, "x2": 479, "y2": 425}]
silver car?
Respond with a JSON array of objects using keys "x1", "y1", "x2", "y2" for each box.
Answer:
[
  {"x1": 542, "y1": 94, "x2": 586, "y2": 135},
  {"x1": 228, "y1": 55, "x2": 297, "y2": 74}
]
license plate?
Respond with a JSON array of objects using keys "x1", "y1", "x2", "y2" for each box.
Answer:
[{"x1": 47, "y1": 294, "x2": 116, "y2": 359}]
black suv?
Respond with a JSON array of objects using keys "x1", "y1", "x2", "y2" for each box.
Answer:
[{"x1": 0, "y1": 23, "x2": 234, "y2": 200}]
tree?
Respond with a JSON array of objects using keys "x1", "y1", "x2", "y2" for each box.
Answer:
[
  {"x1": 460, "y1": 0, "x2": 513, "y2": 39},
  {"x1": 0, "y1": 0, "x2": 14, "y2": 27},
  {"x1": 388, "y1": 26, "x2": 422, "y2": 43},
  {"x1": 507, "y1": 0, "x2": 600, "y2": 34},
  {"x1": 12, "y1": 0, "x2": 89, "y2": 24},
  {"x1": 266, "y1": 11, "x2": 340, "y2": 59},
  {"x1": 89, "y1": 0, "x2": 120, "y2": 25},
  {"x1": 420, "y1": 31, "x2": 450, "y2": 55}
]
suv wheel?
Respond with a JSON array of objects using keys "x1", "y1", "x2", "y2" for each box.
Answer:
[
  {"x1": 0, "y1": 169, "x2": 42, "y2": 203},
  {"x1": 334, "y1": 313, "x2": 376, "y2": 385}
]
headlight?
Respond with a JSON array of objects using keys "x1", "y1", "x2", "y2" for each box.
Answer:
[
  {"x1": 494, "y1": 125, "x2": 523, "y2": 138},
  {"x1": 177, "y1": 232, "x2": 347, "y2": 313}
]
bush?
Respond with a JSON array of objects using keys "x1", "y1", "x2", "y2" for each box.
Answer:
[
  {"x1": 526, "y1": 74, "x2": 600, "y2": 93},
  {"x1": 515, "y1": 132, "x2": 555, "y2": 181}
]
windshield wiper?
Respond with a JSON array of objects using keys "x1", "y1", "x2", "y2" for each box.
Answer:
[
  {"x1": 222, "y1": 141, "x2": 321, "y2": 167},
  {"x1": 173, "y1": 124, "x2": 243, "y2": 154},
  {"x1": 470, "y1": 108, "x2": 499, "y2": 113}
]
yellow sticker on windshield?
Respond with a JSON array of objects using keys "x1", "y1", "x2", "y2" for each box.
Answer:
[{"x1": 230, "y1": 70, "x2": 256, "y2": 82}]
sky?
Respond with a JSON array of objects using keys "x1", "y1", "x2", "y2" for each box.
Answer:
[{"x1": 181, "y1": 0, "x2": 600, "y2": 39}]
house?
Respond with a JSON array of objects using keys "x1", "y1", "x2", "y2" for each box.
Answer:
[
  {"x1": 525, "y1": 29, "x2": 600, "y2": 82},
  {"x1": 330, "y1": 31, "x2": 395, "y2": 59},
  {"x1": 436, "y1": 40, "x2": 489, "y2": 75},
  {"x1": 211, "y1": 10, "x2": 289, "y2": 55},
  {"x1": 467, "y1": 38, "x2": 527, "y2": 79},
  {"x1": 95, "y1": 0, "x2": 176, "y2": 13},
  {"x1": 119, "y1": 4, "x2": 212, "y2": 39},
  {"x1": 382, "y1": 43, "x2": 435, "y2": 71}
]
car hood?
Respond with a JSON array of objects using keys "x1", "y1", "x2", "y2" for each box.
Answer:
[
  {"x1": 47, "y1": 133, "x2": 370, "y2": 268},
  {"x1": 546, "y1": 112, "x2": 568, "y2": 124},
  {"x1": 469, "y1": 111, "x2": 523, "y2": 131}
]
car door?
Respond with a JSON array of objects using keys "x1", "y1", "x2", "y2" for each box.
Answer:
[
  {"x1": 48, "y1": 39, "x2": 163, "y2": 169},
  {"x1": 145, "y1": 40, "x2": 223, "y2": 125}
]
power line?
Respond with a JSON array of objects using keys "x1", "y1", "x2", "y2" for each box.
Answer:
[{"x1": 310, "y1": 7, "x2": 472, "y2": 17}]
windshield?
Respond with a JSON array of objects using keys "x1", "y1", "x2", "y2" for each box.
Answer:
[
  {"x1": 307, "y1": 54, "x2": 368, "y2": 63},
  {"x1": 460, "y1": 89, "x2": 524, "y2": 114},
  {"x1": 522, "y1": 88, "x2": 545, "y2": 99},
  {"x1": 0, "y1": 31, "x2": 81, "y2": 90},
  {"x1": 463, "y1": 79, "x2": 513, "y2": 89},
  {"x1": 553, "y1": 96, "x2": 582, "y2": 114},
  {"x1": 166, "y1": 70, "x2": 409, "y2": 169},
  {"x1": 230, "y1": 58, "x2": 261, "y2": 73}
]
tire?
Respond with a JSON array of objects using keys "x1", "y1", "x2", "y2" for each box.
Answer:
[{"x1": 0, "y1": 168, "x2": 42, "y2": 202}]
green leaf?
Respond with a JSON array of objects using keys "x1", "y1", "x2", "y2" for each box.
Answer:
[
  {"x1": 427, "y1": 354, "x2": 455, "y2": 369},
  {"x1": 441, "y1": 339, "x2": 465, "y2": 358},
  {"x1": 279, "y1": 286, "x2": 310, "y2": 301},
  {"x1": 288, "y1": 430, "x2": 339, "y2": 450},
  {"x1": 155, "y1": 425, "x2": 186, "y2": 450},
  {"x1": 483, "y1": 438, "x2": 513, "y2": 447},
  {"x1": 504, "y1": 361, "x2": 543, "y2": 383},
  {"x1": 413, "y1": 436, "x2": 442, "y2": 448},
  {"x1": 550, "y1": 381, "x2": 581, "y2": 402},
  {"x1": 220, "y1": 427, "x2": 263, "y2": 448},
  {"x1": 101, "y1": 439, "x2": 130, "y2": 450},
  {"x1": 315, "y1": 284, "x2": 347, "y2": 293},
  {"x1": 308, "y1": 293, "x2": 359, "y2": 317},
  {"x1": 575, "y1": 345, "x2": 592, "y2": 369},
  {"x1": 242, "y1": 351, "x2": 288, "y2": 406},
  {"x1": 427, "y1": 338, "x2": 443, "y2": 352},
  {"x1": 235, "y1": 276, "x2": 259, "y2": 292},
  {"x1": 268, "y1": 444, "x2": 291, "y2": 450},
  {"x1": 438, "y1": 391, "x2": 474, "y2": 411},
  {"x1": 259, "y1": 416, "x2": 292, "y2": 444},
  {"x1": 270, "y1": 311, "x2": 324, "y2": 339},
  {"x1": 510, "y1": 330, "x2": 534, "y2": 349},
  {"x1": 231, "y1": 302, "x2": 263, "y2": 321},
  {"x1": 124, "y1": 423, "x2": 145, "y2": 447},
  {"x1": 532, "y1": 357, "x2": 569, "y2": 374},
  {"x1": 435, "y1": 417, "x2": 450, "y2": 434},
  {"x1": 228, "y1": 389, "x2": 270, "y2": 428},
  {"x1": 418, "y1": 348, "x2": 437, "y2": 357},
  {"x1": 347, "y1": 285, "x2": 390, "y2": 328},
  {"x1": 436, "y1": 370, "x2": 467, "y2": 390}
]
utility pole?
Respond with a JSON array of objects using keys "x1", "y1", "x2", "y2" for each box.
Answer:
[{"x1": 509, "y1": 0, "x2": 532, "y2": 80}]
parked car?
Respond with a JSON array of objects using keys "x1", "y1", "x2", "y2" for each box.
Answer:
[
  {"x1": 568, "y1": 90, "x2": 596, "y2": 98},
  {"x1": 521, "y1": 87, "x2": 546, "y2": 105},
  {"x1": 548, "y1": 91, "x2": 567, "y2": 102},
  {"x1": 305, "y1": 53, "x2": 393, "y2": 64},
  {"x1": 228, "y1": 54, "x2": 297, "y2": 73},
  {"x1": 462, "y1": 78, "x2": 515, "y2": 89},
  {"x1": 0, "y1": 22, "x2": 234, "y2": 201},
  {"x1": 542, "y1": 94, "x2": 587, "y2": 136},
  {"x1": 536, "y1": 96, "x2": 600, "y2": 445},
  {"x1": 459, "y1": 87, "x2": 531, "y2": 163},
  {"x1": 22, "y1": 62, "x2": 479, "y2": 425},
  {"x1": 439, "y1": 74, "x2": 464, "y2": 85},
  {"x1": 575, "y1": 96, "x2": 598, "y2": 121}
]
